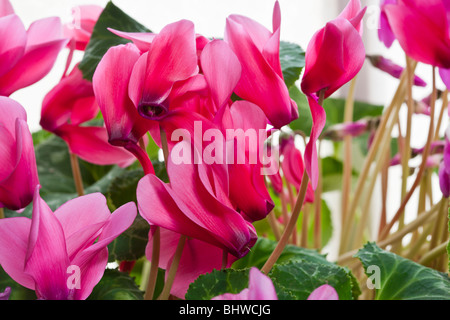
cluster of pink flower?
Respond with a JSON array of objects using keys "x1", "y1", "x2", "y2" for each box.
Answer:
[{"x1": 0, "y1": 0, "x2": 448, "y2": 301}]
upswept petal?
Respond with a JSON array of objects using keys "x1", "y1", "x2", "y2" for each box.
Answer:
[
  {"x1": 0, "y1": 0, "x2": 14, "y2": 17},
  {"x1": 384, "y1": 0, "x2": 450, "y2": 68},
  {"x1": 225, "y1": 17, "x2": 294, "y2": 128},
  {"x1": 137, "y1": 19, "x2": 198, "y2": 108},
  {"x1": 200, "y1": 39, "x2": 241, "y2": 110},
  {"x1": 24, "y1": 188, "x2": 70, "y2": 300},
  {"x1": 0, "y1": 14, "x2": 26, "y2": 77}
]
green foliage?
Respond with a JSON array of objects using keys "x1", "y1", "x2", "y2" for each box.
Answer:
[
  {"x1": 0, "y1": 267, "x2": 36, "y2": 300},
  {"x1": 185, "y1": 238, "x2": 360, "y2": 300},
  {"x1": 279, "y1": 41, "x2": 305, "y2": 88},
  {"x1": 356, "y1": 242, "x2": 450, "y2": 300},
  {"x1": 88, "y1": 269, "x2": 144, "y2": 300}
]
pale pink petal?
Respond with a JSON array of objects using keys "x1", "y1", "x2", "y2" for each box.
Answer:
[
  {"x1": 307, "y1": 284, "x2": 339, "y2": 300},
  {"x1": 0, "y1": 14, "x2": 26, "y2": 77},
  {"x1": 24, "y1": 188, "x2": 71, "y2": 300}
]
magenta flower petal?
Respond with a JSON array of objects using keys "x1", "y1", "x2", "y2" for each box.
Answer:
[
  {"x1": 108, "y1": 28, "x2": 155, "y2": 52},
  {"x1": 0, "y1": 0, "x2": 14, "y2": 17},
  {"x1": 384, "y1": 0, "x2": 450, "y2": 68},
  {"x1": 200, "y1": 39, "x2": 241, "y2": 110},
  {"x1": 56, "y1": 125, "x2": 138, "y2": 168},
  {"x1": 41, "y1": 64, "x2": 97, "y2": 132},
  {"x1": 93, "y1": 43, "x2": 153, "y2": 145},
  {"x1": 378, "y1": 0, "x2": 397, "y2": 48},
  {"x1": 0, "y1": 14, "x2": 27, "y2": 77},
  {"x1": 0, "y1": 217, "x2": 35, "y2": 289},
  {"x1": 212, "y1": 267, "x2": 277, "y2": 300},
  {"x1": 0, "y1": 287, "x2": 11, "y2": 300},
  {"x1": 0, "y1": 97, "x2": 38, "y2": 211},
  {"x1": 225, "y1": 1, "x2": 297, "y2": 128},
  {"x1": 307, "y1": 284, "x2": 339, "y2": 300},
  {"x1": 64, "y1": 5, "x2": 103, "y2": 51},
  {"x1": 0, "y1": 17, "x2": 68, "y2": 96},
  {"x1": 131, "y1": 20, "x2": 198, "y2": 119},
  {"x1": 24, "y1": 188, "x2": 71, "y2": 300},
  {"x1": 304, "y1": 95, "x2": 326, "y2": 190}
]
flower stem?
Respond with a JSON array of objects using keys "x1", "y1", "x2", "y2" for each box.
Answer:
[
  {"x1": 144, "y1": 226, "x2": 161, "y2": 300},
  {"x1": 261, "y1": 90, "x2": 326, "y2": 274},
  {"x1": 261, "y1": 171, "x2": 310, "y2": 274},
  {"x1": 69, "y1": 152, "x2": 84, "y2": 196},
  {"x1": 0, "y1": 208, "x2": 4, "y2": 219},
  {"x1": 397, "y1": 56, "x2": 416, "y2": 246},
  {"x1": 158, "y1": 234, "x2": 186, "y2": 300},
  {"x1": 380, "y1": 66, "x2": 437, "y2": 240},
  {"x1": 419, "y1": 241, "x2": 449, "y2": 266},
  {"x1": 338, "y1": 201, "x2": 440, "y2": 265},
  {"x1": 341, "y1": 76, "x2": 357, "y2": 228},
  {"x1": 313, "y1": 140, "x2": 323, "y2": 249},
  {"x1": 339, "y1": 65, "x2": 411, "y2": 254}
]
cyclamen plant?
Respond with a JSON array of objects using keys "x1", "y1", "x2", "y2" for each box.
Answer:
[{"x1": 0, "y1": 0, "x2": 449, "y2": 302}]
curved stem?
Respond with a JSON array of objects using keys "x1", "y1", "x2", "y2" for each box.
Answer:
[
  {"x1": 124, "y1": 142, "x2": 154, "y2": 176},
  {"x1": 261, "y1": 172, "x2": 310, "y2": 274}
]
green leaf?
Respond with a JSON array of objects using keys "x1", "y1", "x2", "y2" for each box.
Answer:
[
  {"x1": 107, "y1": 168, "x2": 144, "y2": 210},
  {"x1": 0, "y1": 267, "x2": 36, "y2": 300},
  {"x1": 186, "y1": 268, "x2": 250, "y2": 300},
  {"x1": 279, "y1": 41, "x2": 305, "y2": 88},
  {"x1": 355, "y1": 242, "x2": 450, "y2": 300},
  {"x1": 270, "y1": 260, "x2": 355, "y2": 300},
  {"x1": 108, "y1": 215, "x2": 150, "y2": 261},
  {"x1": 88, "y1": 269, "x2": 144, "y2": 300},
  {"x1": 79, "y1": 1, "x2": 151, "y2": 80},
  {"x1": 288, "y1": 85, "x2": 312, "y2": 135},
  {"x1": 31, "y1": 129, "x2": 52, "y2": 146}
]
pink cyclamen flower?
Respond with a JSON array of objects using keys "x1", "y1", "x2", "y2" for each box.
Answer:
[
  {"x1": 0, "y1": 287, "x2": 11, "y2": 300},
  {"x1": 63, "y1": 5, "x2": 103, "y2": 51},
  {"x1": 224, "y1": 0, "x2": 298, "y2": 129},
  {"x1": 137, "y1": 141, "x2": 257, "y2": 258},
  {"x1": 0, "y1": 0, "x2": 68, "y2": 96},
  {"x1": 0, "y1": 97, "x2": 39, "y2": 211},
  {"x1": 383, "y1": 0, "x2": 450, "y2": 69},
  {"x1": 212, "y1": 267, "x2": 339, "y2": 300},
  {"x1": 367, "y1": 55, "x2": 426, "y2": 86},
  {"x1": 0, "y1": 187, "x2": 137, "y2": 300},
  {"x1": 41, "y1": 64, "x2": 138, "y2": 168},
  {"x1": 128, "y1": 20, "x2": 199, "y2": 121},
  {"x1": 301, "y1": 0, "x2": 366, "y2": 189}
]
